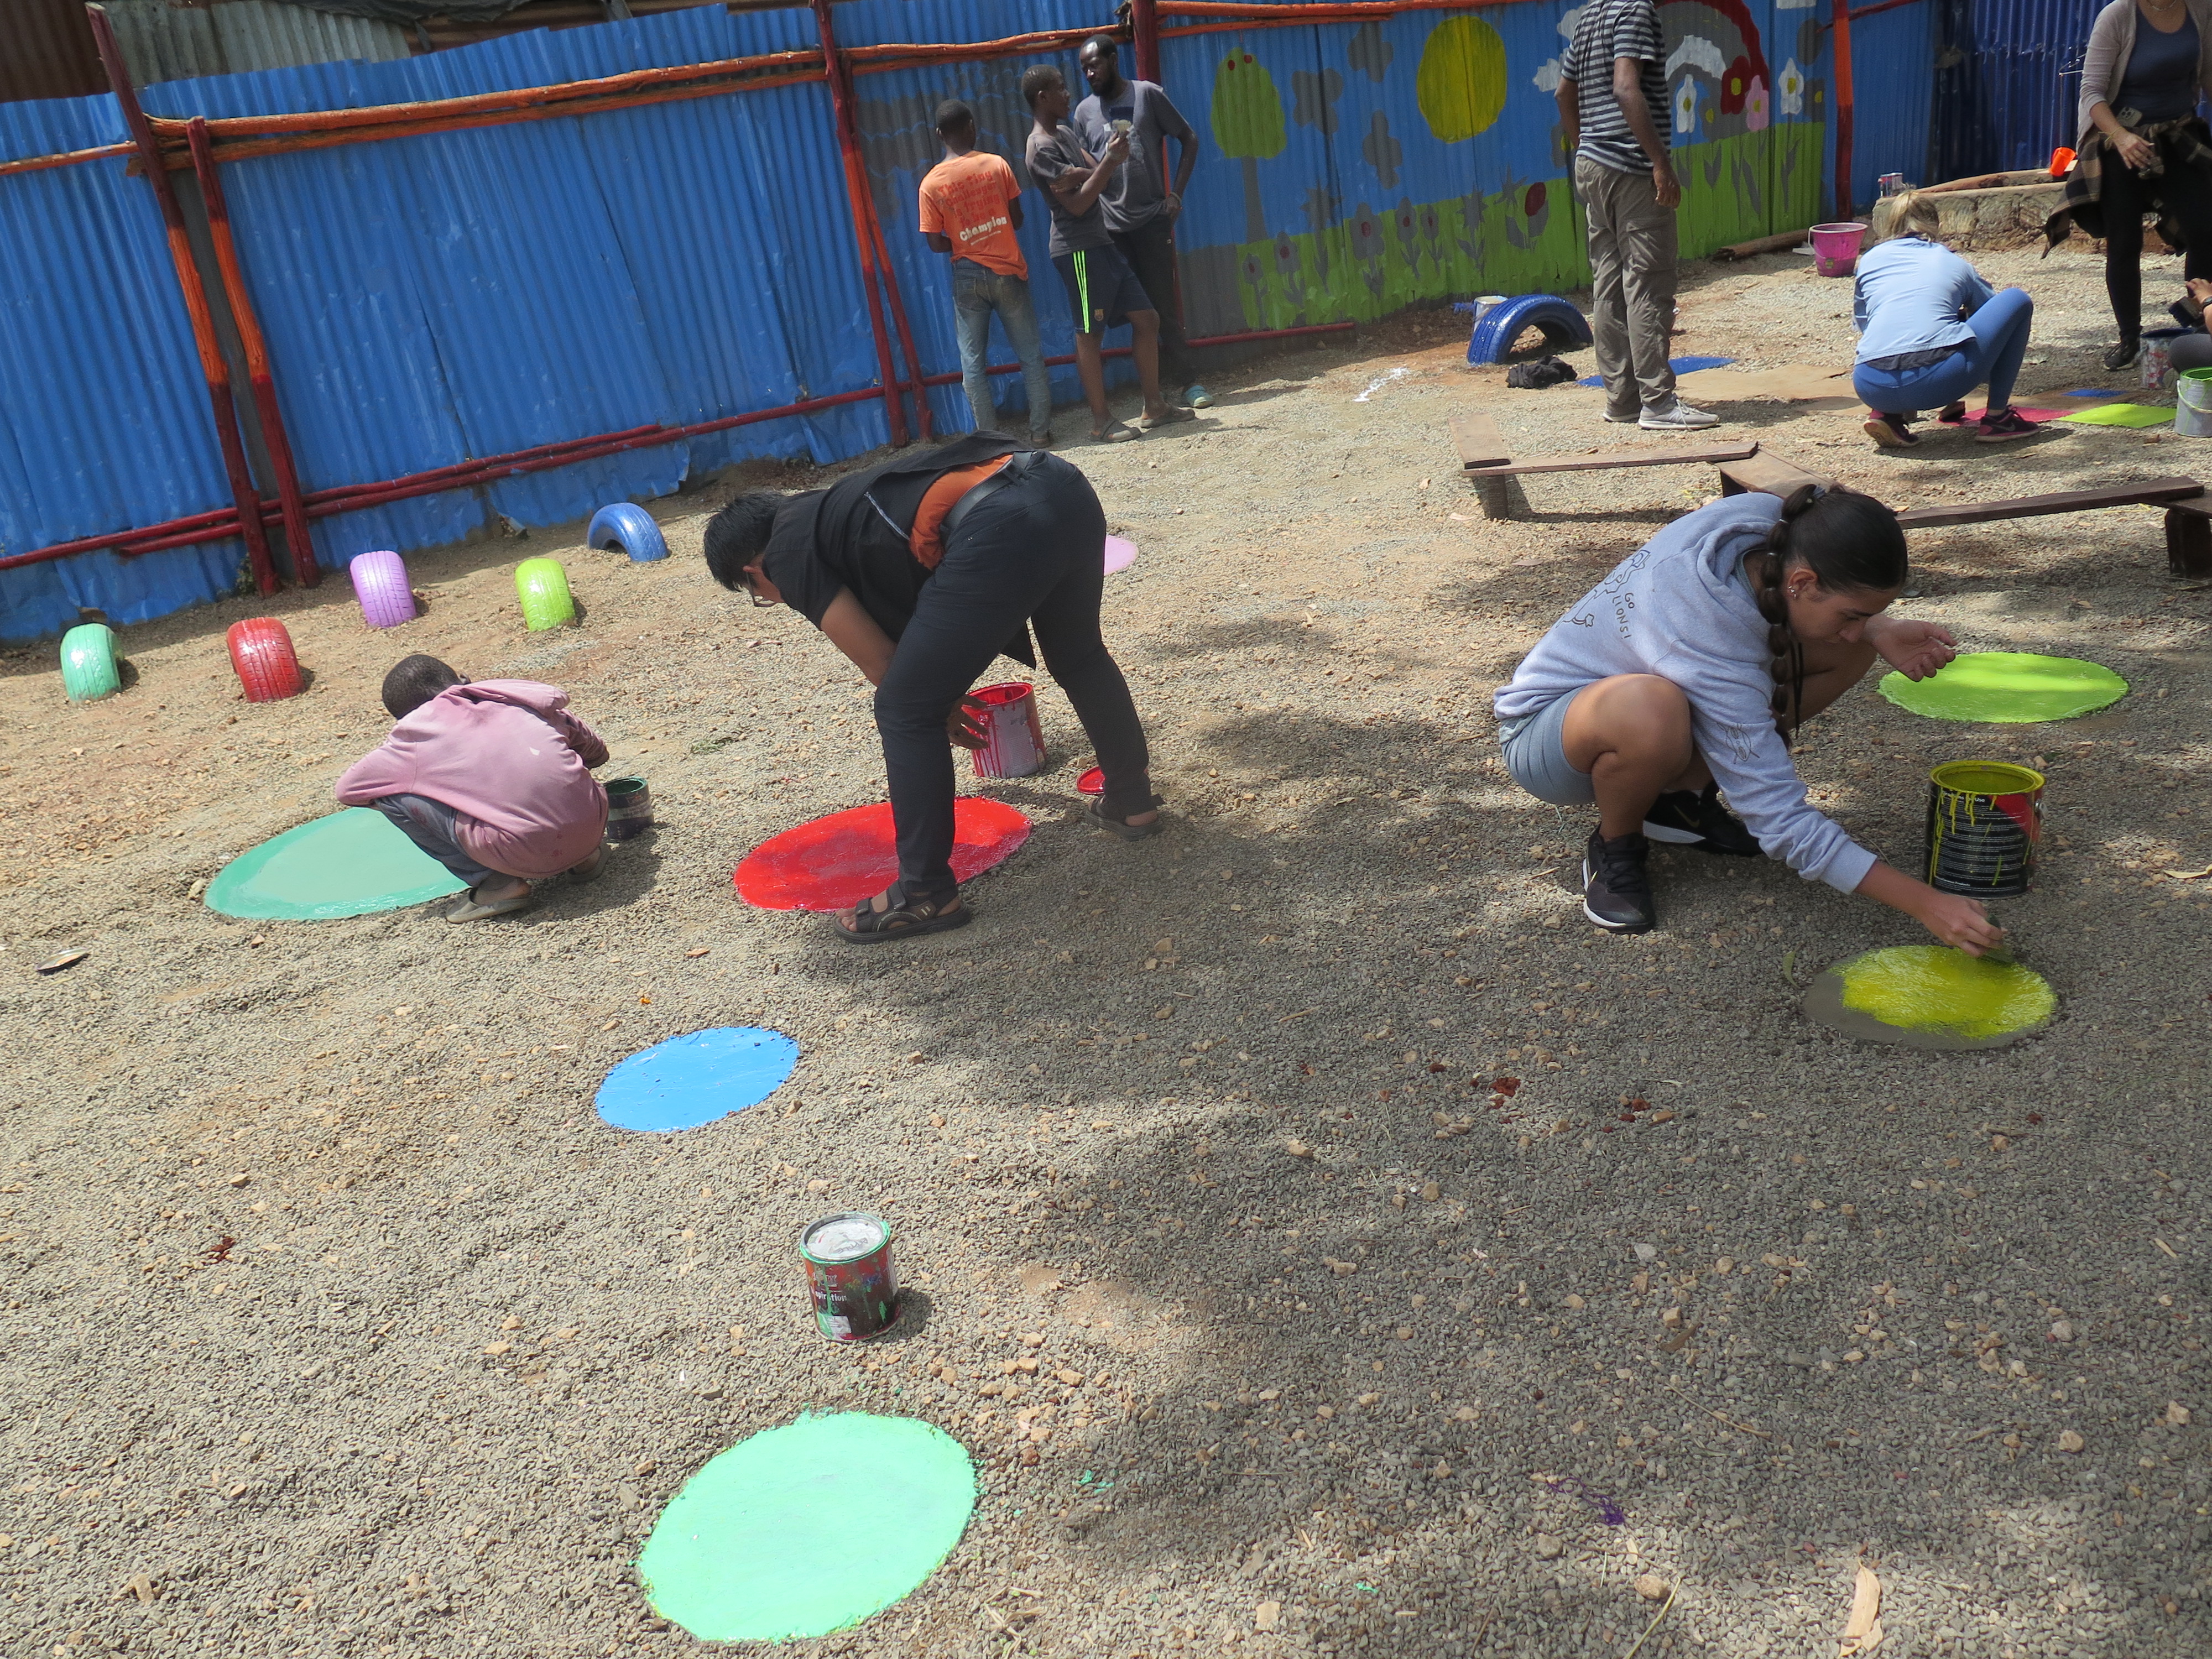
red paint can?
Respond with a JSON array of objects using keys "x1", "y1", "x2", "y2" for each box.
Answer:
[
  {"x1": 968, "y1": 681, "x2": 1046, "y2": 779},
  {"x1": 798, "y1": 1211, "x2": 900, "y2": 1342}
]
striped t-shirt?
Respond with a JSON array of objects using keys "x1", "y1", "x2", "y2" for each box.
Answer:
[{"x1": 1564, "y1": 0, "x2": 1669, "y2": 175}]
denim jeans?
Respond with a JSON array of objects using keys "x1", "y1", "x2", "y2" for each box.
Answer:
[
  {"x1": 1853, "y1": 286, "x2": 2034, "y2": 416},
  {"x1": 372, "y1": 793, "x2": 495, "y2": 887},
  {"x1": 952, "y1": 259, "x2": 1055, "y2": 440}
]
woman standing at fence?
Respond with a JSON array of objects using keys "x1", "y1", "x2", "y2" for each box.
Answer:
[{"x1": 2047, "y1": 0, "x2": 2212, "y2": 370}]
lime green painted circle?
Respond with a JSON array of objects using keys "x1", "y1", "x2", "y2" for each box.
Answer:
[
  {"x1": 205, "y1": 807, "x2": 467, "y2": 920},
  {"x1": 1834, "y1": 945, "x2": 2056, "y2": 1040},
  {"x1": 1416, "y1": 17, "x2": 1508, "y2": 143},
  {"x1": 1879, "y1": 651, "x2": 2127, "y2": 723},
  {"x1": 638, "y1": 1413, "x2": 975, "y2": 1642}
]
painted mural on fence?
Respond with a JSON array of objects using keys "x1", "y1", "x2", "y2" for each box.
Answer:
[{"x1": 852, "y1": 6, "x2": 1827, "y2": 345}]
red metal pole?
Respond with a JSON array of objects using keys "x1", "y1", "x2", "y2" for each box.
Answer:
[
  {"x1": 85, "y1": 3, "x2": 280, "y2": 595},
  {"x1": 1833, "y1": 0, "x2": 1856, "y2": 221},
  {"x1": 864, "y1": 194, "x2": 933, "y2": 442},
  {"x1": 185, "y1": 116, "x2": 318, "y2": 585},
  {"x1": 810, "y1": 0, "x2": 911, "y2": 447},
  {"x1": 1131, "y1": 0, "x2": 1163, "y2": 83}
]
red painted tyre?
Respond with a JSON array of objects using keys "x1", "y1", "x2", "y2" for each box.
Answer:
[{"x1": 227, "y1": 618, "x2": 304, "y2": 703}]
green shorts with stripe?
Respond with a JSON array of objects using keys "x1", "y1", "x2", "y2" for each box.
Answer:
[{"x1": 1052, "y1": 244, "x2": 1154, "y2": 337}]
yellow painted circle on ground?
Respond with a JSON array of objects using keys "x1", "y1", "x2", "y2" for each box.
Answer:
[{"x1": 1834, "y1": 946, "x2": 2055, "y2": 1041}]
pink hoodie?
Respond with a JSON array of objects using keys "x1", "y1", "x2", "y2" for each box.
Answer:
[{"x1": 336, "y1": 680, "x2": 609, "y2": 880}]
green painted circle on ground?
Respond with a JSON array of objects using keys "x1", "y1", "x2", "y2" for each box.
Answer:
[
  {"x1": 205, "y1": 807, "x2": 466, "y2": 920},
  {"x1": 1835, "y1": 945, "x2": 2056, "y2": 1040},
  {"x1": 1879, "y1": 651, "x2": 2128, "y2": 723},
  {"x1": 638, "y1": 1413, "x2": 975, "y2": 1642}
]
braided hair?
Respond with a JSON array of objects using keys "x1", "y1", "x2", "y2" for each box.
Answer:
[{"x1": 1743, "y1": 486, "x2": 1908, "y2": 745}]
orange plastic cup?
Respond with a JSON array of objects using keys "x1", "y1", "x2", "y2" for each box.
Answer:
[{"x1": 2049, "y1": 146, "x2": 2077, "y2": 178}]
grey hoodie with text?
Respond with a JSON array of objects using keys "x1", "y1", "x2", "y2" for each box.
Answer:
[{"x1": 1493, "y1": 494, "x2": 1879, "y2": 894}]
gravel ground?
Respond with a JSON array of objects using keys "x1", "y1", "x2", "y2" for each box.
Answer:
[{"x1": 2, "y1": 243, "x2": 2207, "y2": 1659}]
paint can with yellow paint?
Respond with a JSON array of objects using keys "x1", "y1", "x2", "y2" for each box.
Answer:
[{"x1": 1923, "y1": 761, "x2": 2044, "y2": 896}]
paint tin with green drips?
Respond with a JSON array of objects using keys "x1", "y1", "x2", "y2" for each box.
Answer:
[
  {"x1": 1924, "y1": 760, "x2": 2044, "y2": 896},
  {"x1": 604, "y1": 775, "x2": 653, "y2": 841},
  {"x1": 799, "y1": 1212, "x2": 900, "y2": 1342}
]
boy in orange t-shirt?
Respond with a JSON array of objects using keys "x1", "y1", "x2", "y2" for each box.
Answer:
[{"x1": 918, "y1": 100, "x2": 1055, "y2": 445}]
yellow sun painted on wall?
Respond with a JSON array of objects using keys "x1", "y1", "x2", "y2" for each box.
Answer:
[{"x1": 1415, "y1": 16, "x2": 1507, "y2": 143}]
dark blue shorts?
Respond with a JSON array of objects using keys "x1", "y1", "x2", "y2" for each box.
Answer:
[{"x1": 1053, "y1": 244, "x2": 1154, "y2": 335}]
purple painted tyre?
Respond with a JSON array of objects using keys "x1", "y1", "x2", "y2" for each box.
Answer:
[{"x1": 348, "y1": 549, "x2": 417, "y2": 629}]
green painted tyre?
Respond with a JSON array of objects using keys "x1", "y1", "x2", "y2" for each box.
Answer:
[
  {"x1": 515, "y1": 557, "x2": 576, "y2": 631},
  {"x1": 60, "y1": 623, "x2": 121, "y2": 702}
]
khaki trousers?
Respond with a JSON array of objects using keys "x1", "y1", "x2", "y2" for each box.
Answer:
[{"x1": 1577, "y1": 155, "x2": 1678, "y2": 416}]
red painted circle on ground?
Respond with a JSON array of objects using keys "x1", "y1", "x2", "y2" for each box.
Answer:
[{"x1": 733, "y1": 799, "x2": 1032, "y2": 911}]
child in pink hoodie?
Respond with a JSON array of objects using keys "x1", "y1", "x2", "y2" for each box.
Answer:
[{"x1": 336, "y1": 655, "x2": 611, "y2": 923}]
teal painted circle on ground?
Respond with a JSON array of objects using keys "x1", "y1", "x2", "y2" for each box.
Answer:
[
  {"x1": 595, "y1": 1027, "x2": 799, "y2": 1132},
  {"x1": 638, "y1": 1413, "x2": 975, "y2": 1642},
  {"x1": 1879, "y1": 651, "x2": 2128, "y2": 723},
  {"x1": 205, "y1": 807, "x2": 467, "y2": 920}
]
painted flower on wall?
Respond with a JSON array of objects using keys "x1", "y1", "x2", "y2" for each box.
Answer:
[
  {"x1": 1350, "y1": 201, "x2": 1386, "y2": 263},
  {"x1": 1673, "y1": 76, "x2": 1698, "y2": 137},
  {"x1": 1720, "y1": 55, "x2": 1751, "y2": 115},
  {"x1": 1778, "y1": 58, "x2": 1804, "y2": 117},
  {"x1": 1745, "y1": 76, "x2": 1770, "y2": 133}
]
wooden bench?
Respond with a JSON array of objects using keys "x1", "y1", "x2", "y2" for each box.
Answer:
[
  {"x1": 1453, "y1": 410, "x2": 1757, "y2": 518},
  {"x1": 1892, "y1": 476, "x2": 2210, "y2": 577}
]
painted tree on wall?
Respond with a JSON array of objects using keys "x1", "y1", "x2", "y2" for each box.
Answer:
[
  {"x1": 1211, "y1": 50, "x2": 1286, "y2": 244},
  {"x1": 1414, "y1": 16, "x2": 1508, "y2": 143}
]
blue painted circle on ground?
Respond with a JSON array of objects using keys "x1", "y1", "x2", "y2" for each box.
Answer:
[{"x1": 596, "y1": 1027, "x2": 799, "y2": 1132}]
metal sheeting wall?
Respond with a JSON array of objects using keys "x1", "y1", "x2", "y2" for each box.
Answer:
[
  {"x1": 1929, "y1": 0, "x2": 2099, "y2": 181},
  {"x1": 105, "y1": 0, "x2": 413, "y2": 90},
  {"x1": 1836, "y1": 0, "x2": 1938, "y2": 205},
  {"x1": 1, "y1": 0, "x2": 107, "y2": 105},
  {"x1": 0, "y1": 98, "x2": 249, "y2": 643}
]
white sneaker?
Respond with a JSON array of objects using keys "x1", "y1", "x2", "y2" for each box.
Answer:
[
  {"x1": 1639, "y1": 400, "x2": 1720, "y2": 431},
  {"x1": 1637, "y1": 400, "x2": 1717, "y2": 429}
]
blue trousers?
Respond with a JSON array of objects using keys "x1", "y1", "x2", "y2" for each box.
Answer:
[
  {"x1": 1854, "y1": 286, "x2": 2034, "y2": 416},
  {"x1": 952, "y1": 259, "x2": 1054, "y2": 441}
]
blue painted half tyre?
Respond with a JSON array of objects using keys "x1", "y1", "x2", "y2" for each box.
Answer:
[
  {"x1": 588, "y1": 503, "x2": 669, "y2": 564},
  {"x1": 60, "y1": 623, "x2": 121, "y2": 703},
  {"x1": 1467, "y1": 294, "x2": 1594, "y2": 365}
]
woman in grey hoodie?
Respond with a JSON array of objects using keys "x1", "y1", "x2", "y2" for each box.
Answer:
[{"x1": 1493, "y1": 488, "x2": 2005, "y2": 952}]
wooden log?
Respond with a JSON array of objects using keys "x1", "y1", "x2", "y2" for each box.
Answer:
[
  {"x1": 1893, "y1": 477, "x2": 2204, "y2": 530},
  {"x1": 1715, "y1": 228, "x2": 1814, "y2": 260},
  {"x1": 1717, "y1": 452, "x2": 1832, "y2": 512},
  {"x1": 1464, "y1": 441, "x2": 1756, "y2": 480},
  {"x1": 1451, "y1": 411, "x2": 1512, "y2": 470},
  {"x1": 2166, "y1": 500, "x2": 2212, "y2": 577}
]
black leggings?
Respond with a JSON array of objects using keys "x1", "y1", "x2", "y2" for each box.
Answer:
[
  {"x1": 877, "y1": 453, "x2": 1151, "y2": 899},
  {"x1": 2102, "y1": 146, "x2": 2212, "y2": 339}
]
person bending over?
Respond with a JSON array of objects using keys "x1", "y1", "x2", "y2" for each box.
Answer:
[
  {"x1": 1021, "y1": 62, "x2": 1191, "y2": 443},
  {"x1": 337, "y1": 655, "x2": 609, "y2": 924},
  {"x1": 704, "y1": 434, "x2": 1160, "y2": 942},
  {"x1": 1491, "y1": 489, "x2": 2005, "y2": 954},
  {"x1": 1853, "y1": 191, "x2": 2038, "y2": 448}
]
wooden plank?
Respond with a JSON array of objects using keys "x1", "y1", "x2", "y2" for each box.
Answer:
[
  {"x1": 1451, "y1": 411, "x2": 1512, "y2": 471},
  {"x1": 1465, "y1": 441, "x2": 1756, "y2": 480},
  {"x1": 1895, "y1": 477, "x2": 2205, "y2": 530},
  {"x1": 1717, "y1": 451, "x2": 1833, "y2": 502},
  {"x1": 2167, "y1": 506, "x2": 2212, "y2": 577}
]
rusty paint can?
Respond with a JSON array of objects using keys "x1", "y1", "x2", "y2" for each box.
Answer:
[
  {"x1": 798, "y1": 1211, "x2": 900, "y2": 1342},
  {"x1": 968, "y1": 681, "x2": 1046, "y2": 779},
  {"x1": 1924, "y1": 760, "x2": 2044, "y2": 897},
  {"x1": 603, "y1": 775, "x2": 653, "y2": 841}
]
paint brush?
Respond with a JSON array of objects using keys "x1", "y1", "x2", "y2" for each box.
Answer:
[{"x1": 1977, "y1": 912, "x2": 2017, "y2": 967}]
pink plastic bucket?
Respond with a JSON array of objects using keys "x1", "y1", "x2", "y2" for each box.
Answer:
[
  {"x1": 969, "y1": 681, "x2": 1046, "y2": 779},
  {"x1": 1810, "y1": 221, "x2": 1868, "y2": 278}
]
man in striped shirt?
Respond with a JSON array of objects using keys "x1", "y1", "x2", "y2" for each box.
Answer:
[{"x1": 1558, "y1": 0, "x2": 1718, "y2": 431}]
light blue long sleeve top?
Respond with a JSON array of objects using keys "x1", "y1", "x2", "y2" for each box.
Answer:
[
  {"x1": 1493, "y1": 495, "x2": 1880, "y2": 894},
  {"x1": 1850, "y1": 234, "x2": 1997, "y2": 364}
]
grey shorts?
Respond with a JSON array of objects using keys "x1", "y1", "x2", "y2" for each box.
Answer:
[{"x1": 1498, "y1": 687, "x2": 1595, "y2": 806}]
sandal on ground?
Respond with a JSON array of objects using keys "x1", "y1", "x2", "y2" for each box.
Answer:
[
  {"x1": 1974, "y1": 406, "x2": 2041, "y2": 443},
  {"x1": 1084, "y1": 794, "x2": 1165, "y2": 841},
  {"x1": 446, "y1": 883, "x2": 533, "y2": 924},
  {"x1": 567, "y1": 843, "x2": 609, "y2": 884},
  {"x1": 1936, "y1": 401, "x2": 1969, "y2": 424},
  {"x1": 1864, "y1": 411, "x2": 1917, "y2": 448},
  {"x1": 1140, "y1": 406, "x2": 1196, "y2": 429},
  {"x1": 830, "y1": 882, "x2": 972, "y2": 944},
  {"x1": 1091, "y1": 421, "x2": 1140, "y2": 444}
]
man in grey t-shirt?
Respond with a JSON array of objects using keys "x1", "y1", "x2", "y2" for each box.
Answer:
[
  {"x1": 1557, "y1": 0, "x2": 1715, "y2": 432},
  {"x1": 1072, "y1": 35, "x2": 1209, "y2": 409}
]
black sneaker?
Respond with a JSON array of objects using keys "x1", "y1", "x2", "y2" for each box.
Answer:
[
  {"x1": 1642, "y1": 786, "x2": 1761, "y2": 856},
  {"x1": 2104, "y1": 337, "x2": 2142, "y2": 372},
  {"x1": 1582, "y1": 831, "x2": 1656, "y2": 933}
]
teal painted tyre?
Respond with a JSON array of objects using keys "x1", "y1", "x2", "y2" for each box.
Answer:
[
  {"x1": 60, "y1": 623, "x2": 121, "y2": 702},
  {"x1": 515, "y1": 557, "x2": 576, "y2": 630}
]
